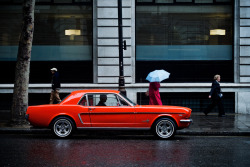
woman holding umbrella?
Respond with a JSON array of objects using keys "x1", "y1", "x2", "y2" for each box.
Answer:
[
  {"x1": 148, "y1": 82, "x2": 162, "y2": 105},
  {"x1": 146, "y1": 70, "x2": 170, "y2": 105}
]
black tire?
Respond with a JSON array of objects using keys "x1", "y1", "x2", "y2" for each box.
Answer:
[
  {"x1": 153, "y1": 118, "x2": 176, "y2": 139},
  {"x1": 51, "y1": 117, "x2": 75, "y2": 138}
]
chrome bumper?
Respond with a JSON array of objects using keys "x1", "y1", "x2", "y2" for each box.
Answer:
[{"x1": 180, "y1": 119, "x2": 193, "y2": 123}]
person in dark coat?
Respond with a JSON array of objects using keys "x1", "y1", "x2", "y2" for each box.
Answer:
[
  {"x1": 148, "y1": 82, "x2": 162, "y2": 105},
  {"x1": 97, "y1": 94, "x2": 107, "y2": 106},
  {"x1": 204, "y1": 74, "x2": 225, "y2": 117},
  {"x1": 50, "y1": 68, "x2": 61, "y2": 104}
]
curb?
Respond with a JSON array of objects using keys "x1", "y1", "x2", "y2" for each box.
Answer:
[
  {"x1": 0, "y1": 128, "x2": 50, "y2": 134},
  {"x1": 176, "y1": 131, "x2": 250, "y2": 136}
]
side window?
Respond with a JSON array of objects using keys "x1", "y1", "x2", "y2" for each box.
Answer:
[
  {"x1": 79, "y1": 93, "x2": 130, "y2": 107},
  {"x1": 87, "y1": 94, "x2": 94, "y2": 106},
  {"x1": 78, "y1": 94, "x2": 94, "y2": 106},
  {"x1": 88, "y1": 94, "x2": 101, "y2": 106},
  {"x1": 79, "y1": 94, "x2": 87, "y2": 106},
  {"x1": 106, "y1": 94, "x2": 119, "y2": 106},
  {"x1": 90, "y1": 94, "x2": 119, "y2": 107}
]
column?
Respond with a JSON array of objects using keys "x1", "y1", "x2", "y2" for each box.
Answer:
[{"x1": 94, "y1": 0, "x2": 135, "y2": 84}]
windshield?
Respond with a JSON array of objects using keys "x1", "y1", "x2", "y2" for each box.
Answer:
[{"x1": 119, "y1": 93, "x2": 136, "y2": 106}]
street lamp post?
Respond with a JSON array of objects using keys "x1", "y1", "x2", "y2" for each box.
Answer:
[{"x1": 118, "y1": 0, "x2": 126, "y2": 96}]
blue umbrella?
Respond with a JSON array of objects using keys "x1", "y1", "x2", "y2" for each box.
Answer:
[{"x1": 146, "y1": 69, "x2": 170, "y2": 82}]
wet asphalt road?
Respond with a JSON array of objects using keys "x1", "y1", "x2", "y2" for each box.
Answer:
[{"x1": 0, "y1": 134, "x2": 250, "y2": 167}]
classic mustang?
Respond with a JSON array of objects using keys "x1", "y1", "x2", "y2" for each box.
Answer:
[{"x1": 26, "y1": 89, "x2": 192, "y2": 139}]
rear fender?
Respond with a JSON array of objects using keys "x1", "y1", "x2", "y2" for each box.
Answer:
[{"x1": 49, "y1": 115, "x2": 76, "y2": 129}]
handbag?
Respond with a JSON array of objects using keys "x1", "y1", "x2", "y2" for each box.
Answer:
[{"x1": 218, "y1": 93, "x2": 223, "y2": 98}]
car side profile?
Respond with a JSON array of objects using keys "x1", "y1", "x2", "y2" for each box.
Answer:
[{"x1": 26, "y1": 89, "x2": 192, "y2": 139}]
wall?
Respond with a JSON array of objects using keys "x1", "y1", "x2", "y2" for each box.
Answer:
[
  {"x1": 94, "y1": 0, "x2": 135, "y2": 84},
  {"x1": 1, "y1": 0, "x2": 250, "y2": 114},
  {"x1": 238, "y1": 0, "x2": 250, "y2": 114}
]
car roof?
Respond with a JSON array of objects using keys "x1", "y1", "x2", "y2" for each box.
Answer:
[{"x1": 70, "y1": 89, "x2": 120, "y2": 95}]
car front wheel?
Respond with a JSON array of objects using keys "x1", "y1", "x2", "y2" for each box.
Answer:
[
  {"x1": 52, "y1": 117, "x2": 74, "y2": 138},
  {"x1": 154, "y1": 118, "x2": 176, "y2": 139}
]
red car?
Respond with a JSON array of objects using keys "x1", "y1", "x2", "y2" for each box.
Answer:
[{"x1": 26, "y1": 89, "x2": 192, "y2": 139}]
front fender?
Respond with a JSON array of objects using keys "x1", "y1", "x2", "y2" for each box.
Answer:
[{"x1": 151, "y1": 114, "x2": 179, "y2": 128}]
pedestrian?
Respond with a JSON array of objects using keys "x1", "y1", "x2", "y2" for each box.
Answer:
[
  {"x1": 50, "y1": 68, "x2": 61, "y2": 104},
  {"x1": 204, "y1": 74, "x2": 225, "y2": 117},
  {"x1": 148, "y1": 82, "x2": 162, "y2": 105}
]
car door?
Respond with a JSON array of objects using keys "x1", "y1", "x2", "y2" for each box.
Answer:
[
  {"x1": 87, "y1": 93, "x2": 136, "y2": 128},
  {"x1": 77, "y1": 94, "x2": 91, "y2": 127}
]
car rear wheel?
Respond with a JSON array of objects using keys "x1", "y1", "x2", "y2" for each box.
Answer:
[
  {"x1": 52, "y1": 117, "x2": 74, "y2": 138},
  {"x1": 154, "y1": 118, "x2": 176, "y2": 139}
]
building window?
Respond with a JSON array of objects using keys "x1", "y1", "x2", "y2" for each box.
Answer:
[
  {"x1": 0, "y1": 1, "x2": 93, "y2": 83},
  {"x1": 136, "y1": 1, "x2": 233, "y2": 82}
]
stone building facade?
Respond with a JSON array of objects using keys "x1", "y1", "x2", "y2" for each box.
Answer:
[{"x1": 0, "y1": 0, "x2": 250, "y2": 114}]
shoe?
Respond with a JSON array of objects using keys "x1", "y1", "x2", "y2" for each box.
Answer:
[
  {"x1": 218, "y1": 114, "x2": 226, "y2": 117},
  {"x1": 203, "y1": 111, "x2": 208, "y2": 116}
]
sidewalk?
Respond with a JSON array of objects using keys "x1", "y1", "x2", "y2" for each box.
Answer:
[
  {"x1": 0, "y1": 112, "x2": 250, "y2": 136},
  {"x1": 178, "y1": 113, "x2": 250, "y2": 136}
]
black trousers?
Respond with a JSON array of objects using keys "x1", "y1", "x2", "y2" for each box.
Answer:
[{"x1": 204, "y1": 98, "x2": 225, "y2": 116}]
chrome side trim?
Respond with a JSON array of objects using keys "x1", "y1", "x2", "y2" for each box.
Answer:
[
  {"x1": 78, "y1": 113, "x2": 84, "y2": 124},
  {"x1": 85, "y1": 112, "x2": 185, "y2": 115},
  {"x1": 180, "y1": 119, "x2": 193, "y2": 123},
  {"x1": 88, "y1": 112, "x2": 135, "y2": 115},
  {"x1": 135, "y1": 112, "x2": 186, "y2": 115},
  {"x1": 77, "y1": 127, "x2": 151, "y2": 130}
]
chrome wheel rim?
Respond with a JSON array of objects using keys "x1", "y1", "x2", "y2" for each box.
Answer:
[
  {"x1": 53, "y1": 119, "x2": 72, "y2": 137},
  {"x1": 156, "y1": 120, "x2": 174, "y2": 138}
]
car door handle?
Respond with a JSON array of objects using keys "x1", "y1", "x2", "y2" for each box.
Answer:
[{"x1": 89, "y1": 108, "x2": 95, "y2": 111}]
